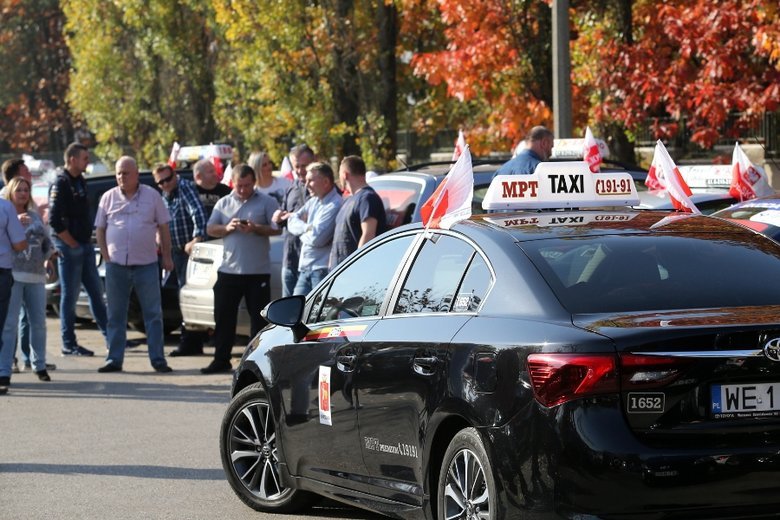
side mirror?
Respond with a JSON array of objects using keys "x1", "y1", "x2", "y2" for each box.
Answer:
[{"x1": 262, "y1": 295, "x2": 309, "y2": 342}]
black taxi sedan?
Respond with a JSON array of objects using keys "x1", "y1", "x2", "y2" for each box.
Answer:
[{"x1": 220, "y1": 163, "x2": 780, "y2": 519}]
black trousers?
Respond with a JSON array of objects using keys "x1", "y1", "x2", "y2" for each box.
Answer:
[{"x1": 212, "y1": 272, "x2": 270, "y2": 364}]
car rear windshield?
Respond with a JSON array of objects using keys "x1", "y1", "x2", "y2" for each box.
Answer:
[{"x1": 523, "y1": 233, "x2": 780, "y2": 314}]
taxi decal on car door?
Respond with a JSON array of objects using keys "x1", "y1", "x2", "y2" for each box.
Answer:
[{"x1": 304, "y1": 324, "x2": 368, "y2": 341}]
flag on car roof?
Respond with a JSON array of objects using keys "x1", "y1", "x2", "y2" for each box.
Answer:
[
  {"x1": 167, "y1": 142, "x2": 181, "y2": 169},
  {"x1": 644, "y1": 154, "x2": 664, "y2": 191},
  {"x1": 421, "y1": 145, "x2": 474, "y2": 230},
  {"x1": 729, "y1": 142, "x2": 772, "y2": 202},
  {"x1": 583, "y1": 126, "x2": 602, "y2": 173},
  {"x1": 452, "y1": 129, "x2": 467, "y2": 161},
  {"x1": 280, "y1": 155, "x2": 294, "y2": 182},
  {"x1": 652, "y1": 140, "x2": 700, "y2": 214}
]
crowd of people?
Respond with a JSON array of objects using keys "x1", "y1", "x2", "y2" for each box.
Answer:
[{"x1": 0, "y1": 142, "x2": 389, "y2": 393}]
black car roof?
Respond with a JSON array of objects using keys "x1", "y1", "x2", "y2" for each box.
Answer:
[{"x1": 453, "y1": 209, "x2": 757, "y2": 243}]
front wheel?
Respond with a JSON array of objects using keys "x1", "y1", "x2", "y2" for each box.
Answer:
[
  {"x1": 438, "y1": 428, "x2": 498, "y2": 520},
  {"x1": 220, "y1": 382, "x2": 317, "y2": 513}
]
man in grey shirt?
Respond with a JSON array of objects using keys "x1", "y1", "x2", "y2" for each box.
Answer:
[{"x1": 201, "y1": 164, "x2": 280, "y2": 374}]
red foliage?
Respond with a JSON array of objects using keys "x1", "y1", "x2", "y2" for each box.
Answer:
[{"x1": 595, "y1": 0, "x2": 780, "y2": 148}]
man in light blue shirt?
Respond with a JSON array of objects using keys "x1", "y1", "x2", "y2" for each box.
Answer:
[
  {"x1": 287, "y1": 162, "x2": 342, "y2": 295},
  {"x1": 0, "y1": 198, "x2": 27, "y2": 394},
  {"x1": 493, "y1": 126, "x2": 554, "y2": 178}
]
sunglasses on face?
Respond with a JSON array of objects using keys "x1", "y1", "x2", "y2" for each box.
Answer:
[{"x1": 156, "y1": 174, "x2": 174, "y2": 186}]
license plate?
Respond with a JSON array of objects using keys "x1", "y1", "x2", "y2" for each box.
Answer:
[{"x1": 711, "y1": 382, "x2": 780, "y2": 419}]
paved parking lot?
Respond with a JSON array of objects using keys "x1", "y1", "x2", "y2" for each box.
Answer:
[{"x1": 0, "y1": 313, "x2": 382, "y2": 520}]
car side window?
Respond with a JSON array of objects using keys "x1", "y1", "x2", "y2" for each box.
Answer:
[
  {"x1": 308, "y1": 235, "x2": 415, "y2": 323},
  {"x1": 394, "y1": 234, "x2": 481, "y2": 314},
  {"x1": 451, "y1": 253, "x2": 491, "y2": 312}
]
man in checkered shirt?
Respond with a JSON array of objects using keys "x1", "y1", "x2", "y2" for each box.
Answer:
[{"x1": 152, "y1": 163, "x2": 207, "y2": 356}]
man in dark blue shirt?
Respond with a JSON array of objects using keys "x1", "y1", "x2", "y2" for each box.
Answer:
[
  {"x1": 48, "y1": 143, "x2": 107, "y2": 356},
  {"x1": 329, "y1": 156, "x2": 387, "y2": 269},
  {"x1": 493, "y1": 126, "x2": 554, "y2": 177}
]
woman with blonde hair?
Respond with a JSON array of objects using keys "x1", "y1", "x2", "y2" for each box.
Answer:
[
  {"x1": 248, "y1": 150, "x2": 291, "y2": 206},
  {"x1": 0, "y1": 177, "x2": 54, "y2": 385}
]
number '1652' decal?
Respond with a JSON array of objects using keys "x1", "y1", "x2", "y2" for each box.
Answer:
[{"x1": 627, "y1": 392, "x2": 665, "y2": 413}]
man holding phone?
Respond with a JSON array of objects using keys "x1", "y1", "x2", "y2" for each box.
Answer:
[{"x1": 202, "y1": 164, "x2": 280, "y2": 374}]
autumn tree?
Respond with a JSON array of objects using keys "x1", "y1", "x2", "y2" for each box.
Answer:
[
  {"x1": 212, "y1": 0, "x2": 399, "y2": 168},
  {"x1": 0, "y1": 0, "x2": 81, "y2": 153},
  {"x1": 593, "y1": 0, "x2": 780, "y2": 149},
  {"x1": 63, "y1": 0, "x2": 219, "y2": 166}
]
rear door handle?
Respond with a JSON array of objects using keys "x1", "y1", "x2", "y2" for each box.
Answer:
[{"x1": 413, "y1": 356, "x2": 438, "y2": 376}]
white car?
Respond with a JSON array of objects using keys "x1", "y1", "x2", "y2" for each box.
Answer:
[{"x1": 179, "y1": 236, "x2": 283, "y2": 337}]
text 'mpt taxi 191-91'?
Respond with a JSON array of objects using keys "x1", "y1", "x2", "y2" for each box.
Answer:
[{"x1": 219, "y1": 162, "x2": 780, "y2": 519}]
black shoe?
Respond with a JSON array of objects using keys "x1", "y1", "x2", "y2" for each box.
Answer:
[
  {"x1": 62, "y1": 345, "x2": 94, "y2": 357},
  {"x1": 97, "y1": 362, "x2": 122, "y2": 373},
  {"x1": 36, "y1": 370, "x2": 51, "y2": 382},
  {"x1": 24, "y1": 362, "x2": 56, "y2": 371},
  {"x1": 0, "y1": 385, "x2": 7, "y2": 395},
  {"x1": 200, "y1": 361, "x2": 232, "y2": 374},
  {"x1": 153, "y1": 364, "x2": 173, "y2": 373},
  {"x1": 0, "y1": 376, "x2": 9, "y2": 386},
  {"x1": 170, "y1": 348, "x2": 203, "y2": 357}
]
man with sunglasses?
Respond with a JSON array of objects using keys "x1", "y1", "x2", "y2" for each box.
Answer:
[{"x1": 152, "y1": 163, "x2": 207, "y2": 357}]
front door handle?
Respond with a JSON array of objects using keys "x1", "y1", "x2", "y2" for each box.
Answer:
[
  {"x1": 413, "y1": 356, "x2": 438, "y2": 376},
  {"x1": 337, "y1": 354, "x2": 357, "y2": 372}
]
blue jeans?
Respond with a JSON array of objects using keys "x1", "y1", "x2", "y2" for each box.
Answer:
[
  {"x1": 105, "y1": 262, "x2": 166, "y2": 368},
  {"x1": 0, "y1": 270, "x2": 13, "y2": 372},
  {"x1": 0, "y1": 280, "x2": 47, "y2": 378},
  {"x1": 293, "y1": 267, "x2": 328, "y2": 296},
  {"x1": 55, "y1": 239, "x2": 107, "y2": 349},
  {"x1": 281, "y1": 266, "x2": 298, "y2": 298},
  {"x1": 18, "y1": 305, "x2": 30, "y2": 364}
]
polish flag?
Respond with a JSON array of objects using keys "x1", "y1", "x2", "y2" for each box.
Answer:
[
  {"x1": 220, "y1": 162, "x2": 233, "y2": 188},
  {"x1": 583, "y1": 126, "x2": 602, "y2": 173},
  {"x1": 280, "y1": 155, "x2": 294, "y2": 182},
  {"x1": 644, "y1": 154, "x2": 665, "y2": 191},
  {"x1": 652, "y1": 140, "x2": 700, "y2": 214},
  {"x1": 421, "y1": 145, "x2": 474, "y2": 230},
  {"x1": 452, "y1": 129, "x2": 466, "y2": 161},
  {"x1": 729, "y1": 142, "x2": 772, "y2": 201},
  {"x1": 167, "y1": 142, "x2": 181, "y2": 169}
]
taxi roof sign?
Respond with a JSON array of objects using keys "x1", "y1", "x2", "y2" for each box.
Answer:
[
  {"x1": 550, "y1": 138, "x2": 609, "y2": 160},
  {"x1": 177, "y1": 144, "x2": 233, "y2": 162},
  {"x1": 482, "y1": 161, "x2": 639, "y2": 211},
  {"x1": 677, "y1": 164, "x2": 732, "y2": 189}
]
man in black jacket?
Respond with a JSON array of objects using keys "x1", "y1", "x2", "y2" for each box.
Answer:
[{"x1": 48, "y1": 143, "x2": 107, "y2": 356}]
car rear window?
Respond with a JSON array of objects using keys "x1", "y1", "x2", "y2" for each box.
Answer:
[
  {"x1": 370, "y1": 179, "x2": 422, "y2": 229},
  {"x1": 523, "y1": 233, "x2": 780, "y2": 313}
]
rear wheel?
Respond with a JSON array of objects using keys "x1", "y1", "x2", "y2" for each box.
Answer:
[
  {"x1": 220, "y1": 383, "x2": 316, "y2": 513},
  {"x1": 438, "y1": 428, "x2": 498, "y2": 520}
]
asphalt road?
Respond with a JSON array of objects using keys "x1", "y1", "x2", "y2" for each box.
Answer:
[{"x1": 0, "y1": 313, "x2": 383, "y2": 520}]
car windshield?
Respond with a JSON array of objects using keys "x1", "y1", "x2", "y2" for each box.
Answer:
[{"x1": 523, "y1": 233, "x2": 780, "y2": 313}]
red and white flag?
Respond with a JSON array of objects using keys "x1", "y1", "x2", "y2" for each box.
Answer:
[
  {"x1": 583, "y1": 126, "x2": 602, "y2": 173},
  {"x1": 652, "y1": 140, "x2": 700, "y2": 214},
  {"x1": 452, "y1": 129, "x2": 466, "y2": 161},
  {"x1": 421, "y1": 145, "x2": 474, "y2": 230},
  {"x1": 280, "y1": 155, "x2": 294, "y2": 182},
  {"x1": 729, "y1": 142, "x2": 772, "y2": 202},
  {"x1": 644, "y1": 154, "x2": 665, "y2": 192},
  {"x1": 167, "y1": 142, "x2": 181, "y2": 169}
]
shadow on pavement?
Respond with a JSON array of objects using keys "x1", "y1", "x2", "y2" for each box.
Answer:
[
  {"x1": 4, "y1": 380, "x2": 230, "y2": 404},
  {"x1": 0, "y1": 463, "x2": 224, "y2": 480}
]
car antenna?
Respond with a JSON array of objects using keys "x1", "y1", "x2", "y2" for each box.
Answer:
[{"x1": 396, "y1": 155, "x2": 409, "y2": 171}]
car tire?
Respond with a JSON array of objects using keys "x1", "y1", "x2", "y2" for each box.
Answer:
[
  {"x1": 220, "y1": 382, "x2": 317, "y2": 513},
  {"x1": 438, "y1": 427, "x2": 498, "y2": 520}
]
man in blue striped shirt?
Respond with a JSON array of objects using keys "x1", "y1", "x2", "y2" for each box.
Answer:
[{"x1": 153, "y1": 163, "x2": 207, "y2": 356}]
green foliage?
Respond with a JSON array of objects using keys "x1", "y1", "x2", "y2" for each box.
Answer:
[{"x1": 63, "y1": 0, "x2": 218, "y2": 167}]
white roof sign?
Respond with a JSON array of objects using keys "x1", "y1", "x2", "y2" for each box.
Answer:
[
  {"x1": 177, "y1": 144, "x2": 233, "y2": 162},
  {"x1": 550, "y1": 138, "x2": 610, "y2": 160},
  {"x1": 482, "y1": 161, "x2": 639, "y2": 211},
  {"x1": 677, "y1": 164, "x2": 732, "y2": 188}
]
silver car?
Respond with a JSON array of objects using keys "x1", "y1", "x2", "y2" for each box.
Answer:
[{"x1": 179, "y1": 236, "x2": 283, "y2": 337}]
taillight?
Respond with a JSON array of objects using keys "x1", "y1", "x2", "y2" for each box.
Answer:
[
  {"x1": 527, "y1": 353, "x2": 619, "y2": 407},
  {"x1": 619, "y1": 353, "x2": 689, "y2": 390}
]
